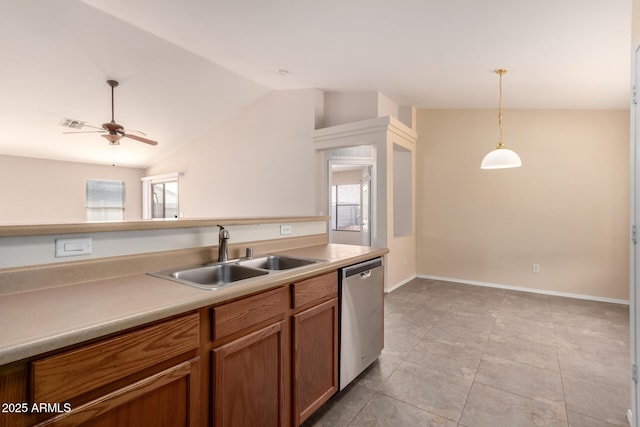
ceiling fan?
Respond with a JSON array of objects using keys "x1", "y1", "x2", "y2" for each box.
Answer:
[{"x1": 61, "y1": 80, "x2": 158, "y2": 146}]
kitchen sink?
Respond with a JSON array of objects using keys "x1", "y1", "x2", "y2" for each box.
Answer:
[
  {"x1": 149, "y1": 254, "x2": 324, "y2": 290},
  {"x1": 236, "y1": 255, "x2": 318, "y2": 270},
  {"x1": 150, "y1": 263, "x2": 268, "y2": 290}
]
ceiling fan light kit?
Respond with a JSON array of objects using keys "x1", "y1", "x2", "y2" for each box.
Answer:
[
  {"x1": 61, "y1": 79, "x2": 158, "y2": 146},
  {"x1": 480, "y1": 68, "x2": 522, "y2": 170}
]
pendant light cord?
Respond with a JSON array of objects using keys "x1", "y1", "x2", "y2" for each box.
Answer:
[
  {"x1": 496, "y1": 69, "x2": 507, "y2": 149},
  {"x1": 498, "y1": 72, "x2": 503, "y2": 146}
]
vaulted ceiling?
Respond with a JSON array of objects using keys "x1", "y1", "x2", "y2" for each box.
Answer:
[{"x1": 0, "y1": 0, "x2": 631, "y2": 167}]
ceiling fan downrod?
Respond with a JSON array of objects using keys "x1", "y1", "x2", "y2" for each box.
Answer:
[{"x1": 106, "y1": 80, "x2": 118, "y2": 124}]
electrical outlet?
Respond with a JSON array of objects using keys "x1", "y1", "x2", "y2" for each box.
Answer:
[
  {"x1": 280, "y1": 224, "x2": 292, "y2": 235},
  {"x1": 532, "y1": 263, "x2": 540, "y2": 273}
]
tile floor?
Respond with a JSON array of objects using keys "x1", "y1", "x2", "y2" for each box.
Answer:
[{"x1": 303, "y1": 278, "x2": 631, "y2": 427}]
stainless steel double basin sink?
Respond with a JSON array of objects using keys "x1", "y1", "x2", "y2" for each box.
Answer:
[{"x1": 149, "y1": 255, "x2": 324, "y2": 290}]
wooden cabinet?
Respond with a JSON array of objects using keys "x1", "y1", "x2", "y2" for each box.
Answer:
[
  {"x1": 210, "y1": 287, "x2": 289, "y2": 427},
  {"x1": 0, "y1": 267, "x2": 347, "y2": 427},
  {"x1": 291, "y1": 272, "x2": 339, "y2": 426},
  {"x1": 34, "y1": 358, "x2": 200, "y2": 427},
  {"x1": 0, "y1": 313, "x2": 200, "y2": 427},
  {"x1": 209, "y1": 272, "x2": 339, "y2": 427},
  {"x1": 212, "y1": 321, "x2": 287, "y2": 427}
]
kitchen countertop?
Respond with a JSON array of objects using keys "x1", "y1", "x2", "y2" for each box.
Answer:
[{"x1": 0, "y1": 244, "x2": 387, "y2": 366}]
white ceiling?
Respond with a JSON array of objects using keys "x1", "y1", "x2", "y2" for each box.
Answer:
[{"x1": 0, "y1": 0, "x2": 632, "y2": 168}]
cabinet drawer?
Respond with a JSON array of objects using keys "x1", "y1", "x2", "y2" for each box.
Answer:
[
  {"x1": 213, "y1": 286, "x2": 288, "y2": 340},
  {"x1": 31, "y1": 313, "x2": 199, "y2": 404},
  {"x1": 292, "y1": 272, "x2": 338, "y2": 309}
]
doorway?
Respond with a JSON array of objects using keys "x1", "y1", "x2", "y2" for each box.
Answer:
[{"x1": 328, "y1": 160, "x2": 374, "y2": 247}]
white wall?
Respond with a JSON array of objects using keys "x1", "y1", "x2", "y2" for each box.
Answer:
[
  {"x1": 416, "y1": 109, "x2": 629, "y2": 301},
  {"x1": 0, "y1": 155, "x2": 144, "y2": 224},
  {"x1": 146, "y1": 89, "x2": 319, "y2": 217},
  {"x1": 321, "y1": 92, "x2": 379, "y2": 128},
  {"x1": 393, "y1": 144, "x2": 412, "y2": 237}
]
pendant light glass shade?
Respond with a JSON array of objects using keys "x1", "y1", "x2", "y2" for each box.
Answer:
[
  {"x1": 481, "y1": 145, "x2": 522, "y2": 169},
  {"x1": 481, "y1": 69, "x2": 521, "y2": 169}
]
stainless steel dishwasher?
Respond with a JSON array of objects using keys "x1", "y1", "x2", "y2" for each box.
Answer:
[{"x1": 339, "y1": 257, "x2": 384, "y2": 390}]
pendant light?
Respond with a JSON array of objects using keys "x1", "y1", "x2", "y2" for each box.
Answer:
[{"x1": 480, "y1": 69, "x2": 522, "y2": 169}]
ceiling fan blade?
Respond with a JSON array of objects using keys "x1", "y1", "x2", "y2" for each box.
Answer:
[
  {"x1": 62, "y1": 131, "x2": 105, "y2": 134},
  {"x1": 124, "y1": 133, "x2": 158, "y2": 145},
  {"x1": 59, "y1": 118, "x2": 105, "y2": 131},
  {"x1": 125, "y1": 129, "x2": 147, "y2": 136},
  {"x1": 84, "y1": 123, "x2": 106, "y2": 131}
]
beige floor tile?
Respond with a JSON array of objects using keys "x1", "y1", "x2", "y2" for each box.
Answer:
[
  {"x1": 552, "y1": 311, "x2": 620, "y2": 335},
  {"x1": 424, "y1": 321, "x2": 490, "y2": 353},
  {"x1": 504, "y1": 290, "x2": 551, "y2": 303},
  {"x1": 350, "y1": 393, "x2": 457, "y2": 427},
  {"x1": 554, "y1": 325, "x2": 628, "y2": 360},
  {"x1": 312, "y1": 280, "x2": 631, "y2": 427},
  {"x1": 385, "y1": 311, "x2": 438, "y2": 335},
  {"x1": 498, "y1": 307, "x2": 555, "y2": 329},
  {"x1": 381, "y1": 361, "x2": 473, "y2": 421},
  {"x1": 474, "y1": 354, "x2": 564, "y2": 404},
  {"x1": 447, "y1": 300, "x2": 500, "y2": 318},
  {"x1": 436, "y1": 311, "x2": 497, "y2": 333},
  {"x1": 603, "y1": 304, "x2": 630, "y2": 328},
  {"x1": 557, "y1": 347, "x2": 629, "y2": 389},
  {"x1": 549, "y1": 298, "x2": 610, "y2": 318},
  {"x1": 500, "y1": 298, "x2": 551, "y2": 321},
  {"x1": 562, "y1": 375, "x2": 630, "y2": 427},
  {"x1": 459, "y1": 383, "x2": 568, "y2": 427},
  {"x1": 302, "y1": 383, "x2": 375, "y2": 427},
  {"x1": 491, "y1": 315, "x2": 555, "y2": 347},
  {"x1": 485, "y1": 334, "x2": 560, "y2": 371},
  {"x1": 567, "y1": 410, "x2": 622, "y2": 427},
  {"x1": 405, "y1": 339, "x2": 483, "y2": 380},
  {"x1": 384, "y1": 321, "x2": 428, "y2": 359},
  {"x1": 355, "y1": 352, "x2": 403, "y2": 392}
]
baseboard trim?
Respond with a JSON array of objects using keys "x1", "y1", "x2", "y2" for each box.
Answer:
[
  {"x1": 386, "y1": 274, "x2": 417, "y2": 293},
  {"x1": 416, "y1": 274, "x2": 630, "y2": 305}
]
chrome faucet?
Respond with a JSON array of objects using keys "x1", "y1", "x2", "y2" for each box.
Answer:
[{"x1": 217, "y1": 225, "x2": 230, "y2": 262}]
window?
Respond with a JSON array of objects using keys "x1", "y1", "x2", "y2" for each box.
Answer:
[
  {"x1": 331, "y1": 184, "x2": 361, "y2": 231},
  {"x1": 141, "y1": 172, "x2": 182, "y2": 219},
  {"x1": 86, "y1": 179, "x2": 125, "y2": 221}
]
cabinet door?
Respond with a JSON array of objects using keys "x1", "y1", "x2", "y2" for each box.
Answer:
[
  {"x1": 292, "y1": 298, "x2": 338, "y2": 426},
  {"x1": 34, "y1": 358, "x2": 200, "y2": 427},
  {"x1": 212, "y1": 320, "x2": 286, "y2": 427}
]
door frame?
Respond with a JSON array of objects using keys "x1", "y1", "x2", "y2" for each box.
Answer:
[{"x1": 630, "y1": 37, "x2": 640, "y2": 427}]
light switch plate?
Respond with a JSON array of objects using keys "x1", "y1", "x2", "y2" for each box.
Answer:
[
  {"x1": 280, "y1": 224, "x2": 292, "y2": 235},
  {"x1": 55, "y1": 237, "x2": 92, "y2": 257}
]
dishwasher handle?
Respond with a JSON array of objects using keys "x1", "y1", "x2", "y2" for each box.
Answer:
[{"x1": 343, "y1": 257, "x2": 383, "y2": 280}]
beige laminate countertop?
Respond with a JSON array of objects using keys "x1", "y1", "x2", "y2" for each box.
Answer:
[{"x1": 0, "y1": 244, "x2": 387, "y2": 366}]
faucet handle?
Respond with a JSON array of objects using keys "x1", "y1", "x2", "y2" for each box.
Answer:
[{"x1": 245, "y1": 247, "x2": 253, "y2": 259}]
